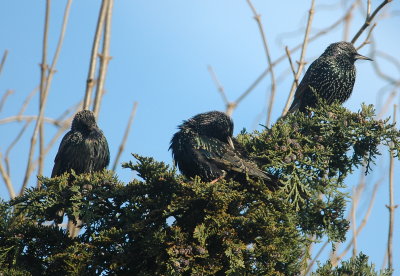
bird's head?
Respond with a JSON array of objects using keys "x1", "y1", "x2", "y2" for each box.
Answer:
[
  {"x1": 323, "y1": 41, "x2": 372, "y2": 63},
  {"x1": 71, "y1": 110, "x2": 98, "y2": 132},
  {"x1": 184, "y1": 111, "x2": 234, "y2": 146}
]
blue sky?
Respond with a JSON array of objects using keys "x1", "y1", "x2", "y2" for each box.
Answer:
[{"x1": 1, "y1": 0, "x2": 400, "y2": 273}]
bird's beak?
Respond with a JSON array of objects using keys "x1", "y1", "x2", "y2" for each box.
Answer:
[
  {"x1": 227, "y1": 137, "x2": 235, "y2": 149},
  {"x1": 354, "y1": 53, "x2": 372, "y2": 61}
]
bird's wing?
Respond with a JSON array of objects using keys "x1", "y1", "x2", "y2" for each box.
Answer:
[
  {"x1": 194, "y1": 135, "x2": 267, "y2": 179},
  {"x1": 51, "y1": 131, "x2": 86, "y2": 177},
  {"x1": 288, "y1": 59, "x2": 320, "y2": 113}
]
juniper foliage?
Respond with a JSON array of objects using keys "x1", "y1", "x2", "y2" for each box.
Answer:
[{"x1": 0, "y1": 104, "x2": 399, "y2": 275}]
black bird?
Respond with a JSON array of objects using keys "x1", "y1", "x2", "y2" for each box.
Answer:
[
  {"x1": 51, "y1": 110, "x2": 110, "y2": 235},
  {"x1": 169, "y1": 111, "x2": 272, "y2": 183},
  {"x1": 52, "y1": 110, "x2": 110, "y2": 178},
  {"x1": 288, "y1": 41, "x2": 372, "y2": 113}
]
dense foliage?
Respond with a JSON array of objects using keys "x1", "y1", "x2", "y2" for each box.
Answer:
[{"x1": 0, "y1": 104, "x2": 398, "y2": 275}]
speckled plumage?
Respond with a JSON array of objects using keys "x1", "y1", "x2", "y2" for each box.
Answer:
[
  {"x1": 169, "y1": 111, "x2": 271, "y2": 182},
  {"x1": 289, "y1": 41, "x2": 371, "y2": 113},
  {"x1": 51, "y1": 110, "x2": 110, "y2": 178}
]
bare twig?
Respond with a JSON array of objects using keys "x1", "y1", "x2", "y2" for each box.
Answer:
[
  {"x1": 335, "y1": 176, "x2": 384, "y2": 262},
  {"x1": 93, "y1": 0, "x2": 113, "y2": 118},
  {"x1": 21, "y1": 0, "x2": 51, "y2": 193},
  {"x1": 0, "y1": 153, "x2": 15, "y2": 199},
  {"x1": 303, "y1": 240, "x2": 329, "y2": 275},
  {"x1": 386, "y1": 104, "x2": 397, "y2": 270},
  {"x1": 282, "y1": 0, "x2": 316, "y2": 116},
  {"x1": 351, "y1": 0, "x2": 392, "y2": 44},
  {"x1": 0, "y1": 90, "x2": 14, "y2": 112},
  {"x1": 17, "y1": 87, "x2": 39, "y2": 116},
  {"x1": 0, "y1": 49, "x2": 8, "y2": 76},
  {"x1": 285, "y1": 46, "x2": 298, "y2": 87},
  {"x1": 5, "y1": 121, "x2": 32, "y2": 175},
  {"x1": 356, "y1": 22, "x2": 376, "y2": 50},
  {"x1": 83, "y1": 0, "x2": 109, "y2": 110},
  {"x1": 37, "y1": 0, "x2": 51, "y2": 186},
  {"x1": 112, "y1": 101, "x2": 138, "y2": 171},
  {"x1": 0, "y1": 116, "x2": 61, "y2": 126},
  {"x1": 246, "y1": 0, "x2": 277, "y2": 127},
  {"x1": 351, "y1": 186, "x2": 358, "y2": 257},
  {"x1": 207, "y1": 65, "x2": 229, "y2": 105}
]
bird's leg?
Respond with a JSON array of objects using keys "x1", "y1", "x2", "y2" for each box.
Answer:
[{"x1": 209, "y1": 171, "x2": 226, "y2": 184}]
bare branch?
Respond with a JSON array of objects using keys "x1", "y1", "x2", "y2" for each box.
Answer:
[
  {"x1": 282, "y1": 0, "x2": 316, "y2": 116},
  {"x1": 356, "y1": 22, "x2": 376, "y2": 50},
  {"x1": 351, "y1": 0, "x2": 392, "y2": 44},
  {"x1": 17, "y1": 87, "x2": 39, "y2": 116},
  {"x1": 0, "y1": 90, "x2": 14, "y2": 112},
  {"x1": 0, "y1": 49, "x2": 8, "y2": 76},
  {"x1": 37, "y1": 0, "x2": 51, "y2": 186},
  {"x1": 207, "y1": 65, "x2": 229, "y2": 105},
  {"x1": 335, "y1": 176, "x2": 384, "y2": 262},
  {"x1": 246, "y1": 0, "x2": 277, "y2": 127},
  {"x1": 83, "y1": 0, "x2": 109, "y2": 110},
  {"x1": 285, "y1": 46, "x2": 298, "y2": 87},
  {"x1": 0, "y1": 153, "x2": 15, "y2": 199},
  {"x1": 0, "y1": 116, "x2": 61, "y2": 126},
  {"x1": 93, "y1": 0, "x2": 114, "y2": 118},
  {"x1": 112, "y1": 101, "x2": 138, "y2": 171},
  {"x1": 351, "y1": 186, "x2": 358, "y2": 257},
  {"x1": 303, "y1": 240, "x2": 329, "y2": 275},
  {"x1": 386, "y1": 104, "x2": 397, "y2": 270},
  {"x1": 5, "y1": 121, "x2": 32, "y2": 175}
]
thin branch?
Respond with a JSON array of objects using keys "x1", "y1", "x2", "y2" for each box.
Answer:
[
  {"x1": 282, "y1": 0, "x2": 316, "y2": 116},
  {"x1": 351, "y1": 186, "x2": 358, "y2": 257},
  {"x1": 0, "y1": 49, "x2": 8, "y2": 76},
  {"x1": 386, "y1": 104, "x2": 397, "y2": 270},
  {"x1": 0, "y1": 90, "x2": 14, "y2": 112},
  {"x1": 351, "y1": 0, "x2": 392, "y2": 44},
  {"x1": 112, "y1": 101, "x2": 138, "y2": 171},
  {"x1": 5, "y1": 120, "x2": 32, "y2": 175},
  {"x1": 93, "y1": 0, "x2": 113, "y2": 119},
  {"x1": 37, "y1": 0, "x2": 73, "y2": 185},
  {"x1": 285, "y1": 46, "x2": 298, "y2": 87},
  {"x1": 83, "y1": 0, "x2": 109, "y2": 110},
  {"x1": 246, "y1": 0, "x2": 277, "y2": 127},
  {"x1": 0, "y1": 116, "x2": 61, "y2": 126},
  {"x1": 303, "y1": 240, "x2": 329, "y2": 275},
  {"x1": 17, "y1": 87, "x2": 39, "y2": 116},
  {"x1": 38, "y1": 0, "x2": 51, "y2": 187},
  {"x1": 335, "y1": 176, "x2": 384, "y2": 262},
  {"x1": 207, "y1": 65, "x2": 229, "y2": 105},
  {"x1": 356, "y1": 22, "x2": 376, "y2": 50},
  {"x1": 0, "y1": 153, "x2": 15, "y2": 199}
]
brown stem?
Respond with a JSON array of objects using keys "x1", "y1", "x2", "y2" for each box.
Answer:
[
  {"x1": 246, "y1": 0, "x2": 277, "y2": 127},
  {"x1": 38, "y1": 0, "x2": 51, "y2": 186},
  {"x1": 0, "y1": 153, "x2": 15, "y2": 199},
  {"x1": 282, "y1": 0, "x2": 316, "y2": 116},
  {"x1": 351, "y1": 0, "x2": 392, "y2": 44},
  {"x1": 0, "y1": 116, "x2": 61, "y2": 126},
  {"x1": 83, "y1": 0, "x2": 109, "y2": 110},
  {"x1": 93, "y1": 0, "x2": 114, "y2": 119},
  {"x1": 5, "y1": 121, "x2": 32, "y2": 175},
  {"x1": 0, "y1": 90, "x2": 14, "y2": 112},
  {"x1": 386, "y1": 104, "x2": 397, "y2": 270},
  {"x1": 0, "y1": 49, "x2": 8, "y2": 76},
  {"x1": 285, "y1": 46, "x2": 298, "y2": 87},
  {"x1": 112, "y1": 101, "x2": 138, "y2": 171},
  {"x1": 207, "y1": 65, "x2": 229, "y2": 105}
]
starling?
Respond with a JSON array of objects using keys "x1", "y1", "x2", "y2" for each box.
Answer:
[
  {"x1": 169, "y1": 111, "x2": 273, "y2": 183},
  {"x1": 51, "y1": 110, "x2": 110, "y2": 235},
  {"x1": 52, "y1": 110, "x2": 110, "y2": 178},
  {"x1": 288, "y1": 41, "x2": 372, "y2": 113}
]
